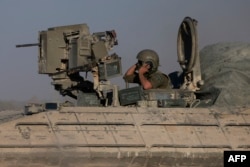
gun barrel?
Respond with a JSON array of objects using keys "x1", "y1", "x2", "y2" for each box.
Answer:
[{"x1": 16, "y1": 43, "x2": 40, "y2": 48}]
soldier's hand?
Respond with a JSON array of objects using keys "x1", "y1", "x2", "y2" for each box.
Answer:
[{"x1": 138, "y1": 64, "x2": 150, "y2": 74}]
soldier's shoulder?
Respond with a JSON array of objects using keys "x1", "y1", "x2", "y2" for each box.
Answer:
[{"x1": 150, "y1": 71, "x2": 166, "y2": 81}]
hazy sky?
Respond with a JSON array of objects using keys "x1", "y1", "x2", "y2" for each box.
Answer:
[{"x1": 0, "y1": 0, "x2": 249, "y2": 101}]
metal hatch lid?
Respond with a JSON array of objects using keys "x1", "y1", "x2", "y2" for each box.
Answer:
[{"x1": 177, "y1": 17, "x2": 198, "y2": 73}]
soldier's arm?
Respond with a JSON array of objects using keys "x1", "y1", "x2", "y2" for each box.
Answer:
[
  {"x1": 124, "y1": 64, "x2": 137, "y2": 76},
  {"x1": 123, "y1": 64, "x2": 138, "y2": 83},
  {"x1": 138, "y1": 64, "x2": 152, "y2": 89}
]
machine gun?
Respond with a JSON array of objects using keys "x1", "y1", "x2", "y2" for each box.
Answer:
[{"x1": 16, "y1": 24, "x2": 122, "y2": 106}]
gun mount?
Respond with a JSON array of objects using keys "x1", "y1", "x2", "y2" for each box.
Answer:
[{"x1": 17, "y1": 24, "x2": 122, "y2": 106}]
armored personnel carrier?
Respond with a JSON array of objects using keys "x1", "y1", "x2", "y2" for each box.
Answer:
[{"x1": 1, "y1": 17, "x2": 249, "y2": 167}]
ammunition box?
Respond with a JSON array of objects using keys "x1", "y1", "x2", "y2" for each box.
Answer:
[{"x1": 119, "y1": 87, "x2": 143, "y2": 106}]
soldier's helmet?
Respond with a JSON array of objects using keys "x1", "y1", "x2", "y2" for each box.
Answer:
[{"x1": 136, "y1": 49, "x2": 159, "y2": 72}]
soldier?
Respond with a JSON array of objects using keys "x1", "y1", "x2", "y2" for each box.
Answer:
[{"x1": 123, "y1": 49, "x2": 172, "y2": 89}]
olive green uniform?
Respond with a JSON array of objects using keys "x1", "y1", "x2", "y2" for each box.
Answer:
[{"x1": 123, "y1": 71, "x2": 172, "y2": 89}]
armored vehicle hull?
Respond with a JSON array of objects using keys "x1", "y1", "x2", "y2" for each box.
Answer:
[{"x1": 1, "y1": 106, "x2": 250, "y2": 167}]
